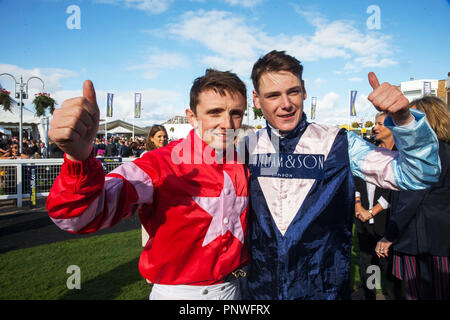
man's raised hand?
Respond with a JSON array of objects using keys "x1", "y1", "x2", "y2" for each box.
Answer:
[
  {"x1": 367, "y1": 72, "x2": 413, "y2": 126},
  {"x1": 48, "y1": 80, "x2": 100, "y2": 161}
]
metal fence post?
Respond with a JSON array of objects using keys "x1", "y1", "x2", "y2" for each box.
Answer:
[
  {"x1": 0, "y1": 157, "x2": 133, "y2": 207},
  {"x1": 17, "y1": 163, "x2": 22, "y2": 208}
]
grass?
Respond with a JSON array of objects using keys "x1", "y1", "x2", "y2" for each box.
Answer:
[
  {"x1": 0, "y1": 229, "x2": 150, "y2": 300},
  {"x1": 1, "y1": 225, "x2": 363, "y2": 300},
  {"x1": 350, "y1": 224, "x2": 361, "y2": 290}
]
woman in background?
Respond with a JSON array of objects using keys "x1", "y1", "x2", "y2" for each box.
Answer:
[
  {"x1": 353, "y1": 112, "x2": 402, "y2": 300},
  {"x1": 376, "y1": 96, "x2": 450, "y2": 300},
  {"x1": 141, "y1": 125, "x2": 169, "y2": 248},
  {"x1": 144, "y1": 125, "x2": 168, "y2": 154}
]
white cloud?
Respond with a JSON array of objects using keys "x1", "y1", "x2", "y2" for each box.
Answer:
[
  {"x1": 94, "y1": 0, "x2": 173, "y2": 14},
  {"x1": 308, "y1": 91, "x2": 379, "y2": 126},
  {"x1": 348, "y1": 77, "x2": 364, "y2": 82},
  {"x1": 309, "y1": 91, "x2": 344, "y2": 125},
  {"x1": 128, "y1": 51, "x2": 189, "y2": 79},
  {"x1": 344, "y1": 55, "x2": 397, "y2": 72},
  {"x1": 313, "y1": 78, "x2": 326, "y2": 87},
  {"x1": 292, "y1": 6, "x2": 396, "y2": 71},
  {"x1": 50, "y1": 87, "x2": 184, "y2": 127},
  {"x1": 96, "y1": 87, "x2": 183, "y2": 126},
  {"x1": 317, "y1": 92, "x2": 340, "y2": 110},
  {"x1": 165, "y1": 8, "x2": 397, "y2": 83},
  {"x1": 167, "y1": 10, "x2": 268, "y2": 78},
  {"x1": 354, "y1": 94, "x2": 377, "y2": 118},
  {"x1": 0, "y1": 63, "x2": 184, "y2": 126},
  {"x1": 202, "y1": 55, "x2": 254, "y2": 78},
  {"x1": 223, "y1": 0, "x2": 264, "y2": 8},
  {"x1": 0, "y1": 63, "x2": 78, "y2": 97},
  {"x1": 169, "y1": 10, "x2": 262, "y2": 60}
]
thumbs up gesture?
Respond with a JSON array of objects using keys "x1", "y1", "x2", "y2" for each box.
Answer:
[
  {"x1": 48, "y1": 80, "x2": 100, "y2": 161},
  {"x1": 367, "y1": 72, "x2": 413, "y2": 126}
]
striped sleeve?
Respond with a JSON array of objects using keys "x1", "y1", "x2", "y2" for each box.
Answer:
[
  {"x1": 348, "y1": 109, "x2": 441, "y2": 191},
  {"x1": 46, "y1": 152, "x2": 154, "y2": 234}
]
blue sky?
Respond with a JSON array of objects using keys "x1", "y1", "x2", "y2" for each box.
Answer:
[{"x1": 1, "y1": 0, "x2": 449, "y2": 128}]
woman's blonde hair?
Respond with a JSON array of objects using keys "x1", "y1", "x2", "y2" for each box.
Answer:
[{"x1": 410, "y1": 96, "x2": 450, "y2": 142}]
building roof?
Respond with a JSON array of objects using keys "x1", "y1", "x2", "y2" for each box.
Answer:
[
  {"x1": 98, "y1": 119, "x2": 148, "y2": 135},
  {"x1": 163, "y1": 115, "x2": 189, "y2": 124}
]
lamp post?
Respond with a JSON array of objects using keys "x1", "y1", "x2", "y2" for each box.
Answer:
[
  {"x1": 40, "y1": 116, "x2": 50, "y2": 157},
  {"x1": 0, "y1": 73, "x2": 45, "y2": 153}
]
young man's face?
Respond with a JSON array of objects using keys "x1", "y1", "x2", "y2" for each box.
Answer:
[
  {"x1": 253, "y1": 71, "x2": 306, "y2": 134},
  {"x1": 186, "y1": 89, "x2": 246, "y2": 151}
]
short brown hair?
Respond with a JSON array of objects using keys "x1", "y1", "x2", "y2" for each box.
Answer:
[
  {"x1": 410, "y1": 96, "x2": 450, "y2": 142},
  {"x1": 189, "y1": 69, "x2": 247, "y2": 114},
  {"x1": 251, "y1": 50, "x2": 304, "y2": 93}
]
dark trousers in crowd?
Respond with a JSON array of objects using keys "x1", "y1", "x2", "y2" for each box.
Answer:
[{"x1": 357, "y1": 232, "x2": 403, "y2": 300}]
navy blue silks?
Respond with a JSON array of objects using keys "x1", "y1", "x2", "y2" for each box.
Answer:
[
  {"x1": 240, "y1": 109, "x2": 441, "y2": 300},
  {"x1": 243, "y1": 114, "x2": 354, "y2": 300}
]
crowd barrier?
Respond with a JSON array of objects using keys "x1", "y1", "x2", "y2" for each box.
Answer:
[{"x1": 0, "y1": 157, "x2": 134, "y2": 207}]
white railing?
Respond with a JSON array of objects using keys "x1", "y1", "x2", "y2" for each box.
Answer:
[{"x1": 0, "y1": 157, "x2": 134, "y2": 207}]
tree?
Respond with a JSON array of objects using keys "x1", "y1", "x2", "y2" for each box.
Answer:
[{"x1": 351, "y1": 121, "x2": 360, "y2": 128}]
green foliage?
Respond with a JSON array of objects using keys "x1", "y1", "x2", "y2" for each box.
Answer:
[
  {"x1": 253, "y1": 107, "x2": 264, "y2": 119},
  {"x1": 351, "y1": 121, "x2": 360, "y2": 128},
  {"x1": 33, "y1": 93, "x2": 56, "y2": 117},
  {"x1": 364, "y1": 121, "x2": 374, "y2": 128},
  {"x1": 0, "y1": 88, "x2": 12, "y2": 112}
]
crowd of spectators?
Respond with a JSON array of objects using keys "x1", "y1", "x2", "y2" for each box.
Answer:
[
  {"x1": 93, "y1": 136, "x2": 149, "y2": 158},
  {"x1": 0, "y1": 125, "x2": 172, "y2": 160},
  {"x1": 0, "y1": 136, "x2": 47, "y2": 159}
]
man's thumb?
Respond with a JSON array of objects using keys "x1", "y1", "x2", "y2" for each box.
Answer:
[
  {"x1": 83, "y1": 80, "x2": 98, "y2": 110},
  {"x1": 368, "y1": 72, "x2": 380, "y2": 90}
]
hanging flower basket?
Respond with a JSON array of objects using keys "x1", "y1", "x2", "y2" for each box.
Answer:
[
  {"x1": 253, "y1": 106, "x2": 264, "y2": 119},
  {"x1": 0, "y1": 88, "x2": 12, "y2": 112},
  {"x1": 33, "y1": 93, "x2": 56, "y2": 117}
]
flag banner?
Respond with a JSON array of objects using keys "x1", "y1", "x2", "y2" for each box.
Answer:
[
  {"x1": 350, "y1": 90, "x2": 357, "y2": 116},
  {"x1": 106, "y1": 93, "x2": 114, "y2": 117},
  {"x1": 135, "y1": 93, "x2": 142, "y2": 118},
  {"x1": 311, "y1": 97, "x2": 317, "y2": 120},
  {"x1": 423, "y1": 81, "x2": 431, "y2": 96}
]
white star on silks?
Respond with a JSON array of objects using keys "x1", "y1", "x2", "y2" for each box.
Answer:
[{"x1": 192, "y1": 171, "x2": 248, "y2": 247}]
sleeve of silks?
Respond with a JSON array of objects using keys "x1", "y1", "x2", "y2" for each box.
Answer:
[
  {"x1": 46, "y1": 150, "x2": 154, "y2": 234},
  {"x1": 347, "y1": 108, "x2": 441, "y2": 191}
]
